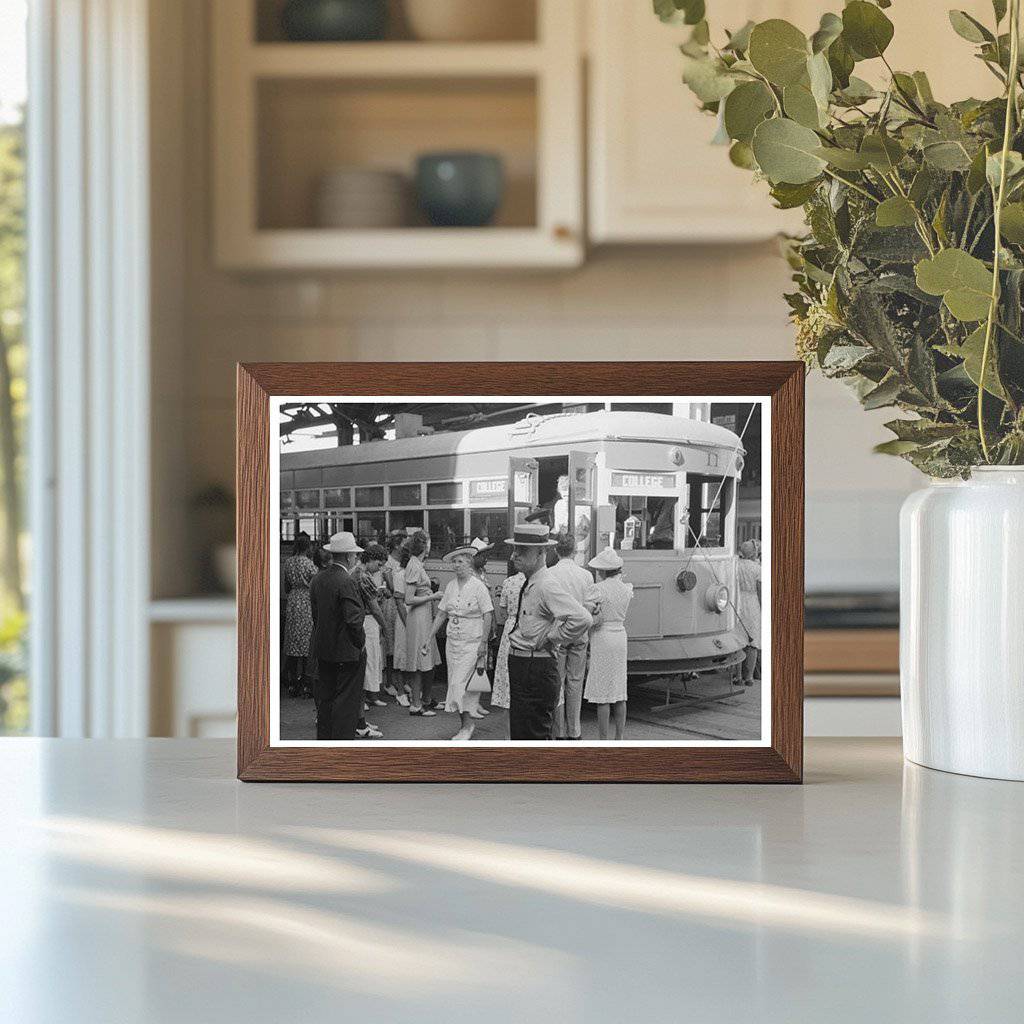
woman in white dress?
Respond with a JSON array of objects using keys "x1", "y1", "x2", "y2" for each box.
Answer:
[
  {"x1": 424, "y1": 546, "x2": 494, "y2": 741},
  {"x1": 735, "y1": 539, "x2": 762, "y2": 685},
  {"x1": 583, "y1": 547, "x2": 633, "y2": 740},
  {"x1": 381, "y1": 533, "x2": 410, "y2": 706},
  {"x1": 491, "y1": 567, "x2": 526, "y2": 715},
  {"x1": 402, "y1": 531, "x2": 443, "y2": 717}
]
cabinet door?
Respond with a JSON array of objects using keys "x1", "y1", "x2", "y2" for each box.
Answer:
[
  {"x1": 588, "y1": 1, "x2": 814, "y2": 243},
  {"x1": 588, "y1": 1, "x2": 1003, "y2": 245}
]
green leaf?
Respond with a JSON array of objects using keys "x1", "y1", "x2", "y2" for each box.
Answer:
[
  {"x1": 810, "y1": 12, "x2": 843, "y2": 54},
  {"x1": 681, "y1": 55, "x2": 737, "y2": 103},
  {"x1": 1000, "y1": 202, "x2": 1024, "y2": 242},
  {"x1": 723, "y1": 81, "x2": 775, "y2": 143},
  {"x1": 874, "y1": 439, "x2": 921, "y2": 456},
  {"x1": 783, "y1": 83, "x2": 822, "y2": 129},
  {"x1": 915, "y1": 249, "x2": 994, "y2": 321},
  {"x1": 827, "y1": 35, "x2": 855, "y2": 89},
  {"x1": 884, "y1": 418, "x2": 963, "y2": 443},
  {"x1": 948, "y1": 10, "x2": 993, "y2": 44},
  {"x1": 860, "y1": 133, "x2": 905, "y2": 172},
  {"x1": 654, "y1": 0, "x2": 705, "y2": 25},
  {"x1": 842, "y1": 1, "x2": 894, "y2": 60},
  {"x1": 770, "y1": 179, "x2": 820, "y2": 209},
  {"x1": 752, "y1": 117, "x2": 827, "y2": 184},
  {"x1": 814, "y1": 145, "x2": 872, "y2": 170},
  {"x1": 986, "y1": 150, "x2": 1024, "y2": 190},
  {"x1": 959, "y1": 324, "x2": 1006, "y2": 398},
  {"x1": 724, "y1": 20, "x2": 755, "y2": 53},
  {"x1": 748, "y1": 19, "x2": 810, "y2": 87},
  {"x1": 912, "y1": 71, "x2": 935, "y2": 105},
  {"x1": 728, "y1": 140, "x2": 758, "y2": 170},
  {"x1": 967, "y1": 143, "x2": 993, "y2": 193},
  {"x1": 923, "y1": 141, "x2": 973, "y2": 171},
  {"x1": 807, "y1": 51, "x2": 833, "y2": 111},
  {"x1": 836, "y1": 75, "x2": 877, "y2": 104},
  {"x1": 909, "y1": 165, "x2": 936, "y2": 205},
  {"x1": 875, "y1": 196, "x2": 918, "y2": 228},
  {"x1": 862, "y1": 374, "x2": 902, "y2": 410}
]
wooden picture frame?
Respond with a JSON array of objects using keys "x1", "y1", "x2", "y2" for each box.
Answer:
[{"x1": 237, "y1": 362, "x2": 804, "y2": 782}]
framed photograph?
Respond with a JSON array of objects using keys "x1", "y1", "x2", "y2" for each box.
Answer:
[{"x1": 237, "y1": 362, "x2": 803, "y2": 782}]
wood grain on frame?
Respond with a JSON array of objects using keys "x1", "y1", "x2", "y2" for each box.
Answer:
[{"x1": 237, "y1": 362, "x2": 804, "y2": 783}]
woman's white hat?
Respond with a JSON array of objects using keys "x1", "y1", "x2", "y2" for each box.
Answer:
[
  {"x1": 588, "y1": 546, "x2": 623, "y2": 571},
  {"x1": 505, "y1": 522, "x2": 557, "y2": 547},
  {"x1": 325, "y1": 531, "x2": 363, "y2": 554}
]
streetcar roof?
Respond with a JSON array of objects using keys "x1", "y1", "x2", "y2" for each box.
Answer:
[{"x1": 280, "y1": 410, "x2": 743, "y2": 471}]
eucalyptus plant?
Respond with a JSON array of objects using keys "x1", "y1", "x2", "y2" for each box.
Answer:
[{"x1": 659, "y1": 0, "x2": 1024, "y2": 475}]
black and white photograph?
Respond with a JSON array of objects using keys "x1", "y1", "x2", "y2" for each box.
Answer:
[{"x1": 271, "y1": 396, "x2": 770, "y2": 746}]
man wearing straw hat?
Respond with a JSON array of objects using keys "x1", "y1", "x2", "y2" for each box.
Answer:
[
  {"x1": 309, "y1": 531, "x2": 367, "y2": 740},
  {"x1": 504, "y1": 521, "x2": 592, "y2": 740}
]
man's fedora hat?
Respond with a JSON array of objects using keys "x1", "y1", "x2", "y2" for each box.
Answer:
[
  {"x1": 325, "y1": 531, "x2": 363, "y2": 554},
  {"x1": 505, "y1": 521, "x2": 557, "y2": 547}
]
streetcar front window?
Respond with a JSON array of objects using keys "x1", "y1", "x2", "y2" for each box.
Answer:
[
  {"x1": 609, "y1": 495, "x2": 677, "y2": 550},
  {"x1": 683, "y1": 474, "x2": 733, "y2": 549}
]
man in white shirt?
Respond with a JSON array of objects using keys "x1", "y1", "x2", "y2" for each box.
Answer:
[
  {"x1": 505, "y1": 522, "x2": 592, "y2": 740},
  {"x1": 552, "y1": 475, "x2": 591, "y2": 565},
  {"x1": 548, "y1": 531, "x2": 597, "y2": 740}
]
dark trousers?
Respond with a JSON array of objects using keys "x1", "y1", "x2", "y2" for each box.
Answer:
[
  {"x1": 314, "y1": 652, "x2": 366, "y2": 740},
  {"x1": 508, "y1": 653, "x2": 559, "y2": 740}
]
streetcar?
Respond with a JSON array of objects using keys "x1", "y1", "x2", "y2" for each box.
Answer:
[{"x1": 279, "y1": 410, "x2": 748, "y2": 678}]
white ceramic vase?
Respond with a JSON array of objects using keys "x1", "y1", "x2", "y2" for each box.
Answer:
[{"x1": 900, "y1": 467, "x2": 1024, "y2": 781}]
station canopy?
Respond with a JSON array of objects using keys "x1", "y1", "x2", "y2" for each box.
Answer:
[{"x1": 279, "y1": 400, "x2": 605, "y2": 446}]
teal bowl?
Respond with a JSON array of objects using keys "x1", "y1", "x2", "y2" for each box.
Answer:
[
  {"x1": 415, "y1": 152, "x2": 505, "y2": 228},
  {"x1": 281, "y1": 0, "x2": 388, "y2": 42}
]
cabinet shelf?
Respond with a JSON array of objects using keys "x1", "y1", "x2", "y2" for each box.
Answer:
[
  {"x1": 218, "y1": 226, "x2": 579, "y2": 270},
  {"x1": 212, "y1": 0, "x2": 582, "y2": 269},
  {"x1": 248, "y1": 41, "x2": 544, "y2": 79}
]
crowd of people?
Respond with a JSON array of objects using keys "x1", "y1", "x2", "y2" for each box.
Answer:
[{"x1": 281, "y1": 518, "x2": 763, "y2": 742}]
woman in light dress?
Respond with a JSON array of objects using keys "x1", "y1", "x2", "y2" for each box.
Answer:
[
  {"x1": 583, "y1": 547, "x2": 633, "y2": 740},
  {"x1": 282, "y1": 534, "x2": 317, "y2": 697},
  {"x1": 491, "y1": 564, "x2": 526, "y2": 717},
  {"x1": 354, "y1": 543, "x2": 390, "y2": 708},
  {"x1": 400, "y1": 530, "x2": 443, "y2": 717},
  {"x1": 424, "y1": 546, "x2": 494, "y2": 741},
  {"x1": 381, "y1": 532, "x2": 410, "y2": 706},
  {"x1": 735, "y1": 539, "x2": 762, "y2": 685}
]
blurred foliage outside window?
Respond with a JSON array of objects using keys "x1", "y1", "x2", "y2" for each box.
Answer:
[{"x1": 0, "y1": 8, "x2": 28, "y2": 734}]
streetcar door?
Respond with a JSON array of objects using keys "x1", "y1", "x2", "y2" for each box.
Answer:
[
  {"x1": 567, "y1": 450, "x2": 598, "y2": 562},
  {"x1": 507, "y1": 456, "x2": 538, "y2": 529}
]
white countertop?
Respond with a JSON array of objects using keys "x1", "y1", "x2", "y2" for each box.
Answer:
[{"x1": 1, "y1": 738, "x2": 1021, "y2": 1023}]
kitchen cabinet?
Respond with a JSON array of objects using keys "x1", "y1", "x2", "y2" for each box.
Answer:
[
  {"x1": 587, "y1": 0, "x2": 999, "y2": 244},
  {"x1": 211, "y1": 0, "x2": 584, "y2": 269}
]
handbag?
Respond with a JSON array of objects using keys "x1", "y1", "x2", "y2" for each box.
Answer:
[{"x1": 466, "y1": 656, "x2": 491, "y2": 694}]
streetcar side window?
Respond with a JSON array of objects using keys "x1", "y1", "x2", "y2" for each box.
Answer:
[
  {"x1": 682, "y1": 474, "x2": 734, "y2": 549},
  {"x1": 609, "y1": 495, "x2": 678, "y2": 550}
]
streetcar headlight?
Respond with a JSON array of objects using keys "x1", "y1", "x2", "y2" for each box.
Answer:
[{"x1": 705, "y1": 584, "x2": 729, "y2": 612}]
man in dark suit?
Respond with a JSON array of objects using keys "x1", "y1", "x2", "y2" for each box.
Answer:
[{"x1": 309, "y1": 531, "x2": 367, "y2": 740}]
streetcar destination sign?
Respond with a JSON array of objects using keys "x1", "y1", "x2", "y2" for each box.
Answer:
[
  {"x1": 610, "y1": 472, "x2": 676, "y2": 490},
  {"x1": 469, "y1": 478, "x2": 508, "y2": 503}
]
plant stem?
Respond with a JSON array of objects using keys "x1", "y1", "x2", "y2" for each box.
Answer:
[
  {"x1": 821, "y1": 167, "x2": 879, "y2": 203},
  {"x1": 979, "y1": 0, "x2": 1021, "y2": 463}
]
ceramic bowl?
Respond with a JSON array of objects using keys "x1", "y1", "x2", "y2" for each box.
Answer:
[
  {"x1": 281, "y1": 0, "x2": 388, "y2": 42},
  {"x1": 403, "y1": 0, "x2": 534, "y2": 42},
  {"x1": 415, "y1": 152, "x2": 505, "y2": 228}
]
